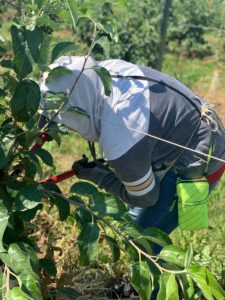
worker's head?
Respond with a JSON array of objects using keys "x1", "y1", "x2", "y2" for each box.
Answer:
[{"x1": 39, "y1": 56, "x2": 105, "y2": 141}]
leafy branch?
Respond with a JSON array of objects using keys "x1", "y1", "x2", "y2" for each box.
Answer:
[{"x1": 43, "y1": 188, "x2": 187, "y2": 276}]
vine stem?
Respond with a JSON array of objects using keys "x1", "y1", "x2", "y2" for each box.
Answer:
[
  {"x1": 41, "y1": 19, "x2": 97, "y2": 133},
  {"x1": 5, "y1": 265, "x2": 10, "y2": 294},
  {"x1": 44, "y1": 189, "x2": 187, "y2": 275}
]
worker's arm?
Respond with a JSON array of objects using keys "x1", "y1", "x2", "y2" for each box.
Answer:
[{"x1": 73, "y1": 136, "x2": 160, "y2": 208}]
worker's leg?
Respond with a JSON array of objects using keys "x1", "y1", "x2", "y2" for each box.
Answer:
[{"x1": 134, "y1": 170, "x2": 178, "y2": 234}]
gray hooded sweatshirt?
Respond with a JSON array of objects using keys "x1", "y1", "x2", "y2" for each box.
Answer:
[{"x1": 39, "y1": 56, "x2": 225, "y2": 208}]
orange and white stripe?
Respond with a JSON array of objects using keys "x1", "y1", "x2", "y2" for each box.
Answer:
[{"x1": 122, "y1": 167, "x2": 155, "y2": 196}]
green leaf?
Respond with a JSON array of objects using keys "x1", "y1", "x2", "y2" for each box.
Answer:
[
  {"x1": 66, "y1": 0, "x2": 79, "y2": 29},
  {"x1": 90, "y1": 192, "x2": 127, "y2": 219},
  {"x1": 10, "y1": 25, "x2": 32, "y2": 79},
  {"x1": 157, "y1": 273, "x2": 179, "y2": 300},
  {"x1": 15, "y1": 184, "x2": 45, "y2": 211},
  {"x1": 18, "y1": 273, "x2": 42, "y2": 300},
  {"x1": 131, "y1": 261, "x2": 152, "y2": 300},
  {"x1": 0, "y1": 132, "x2": 15, "y2": 169},
  {"x1": 96, "y1": 36, "x2": 110, "y2": 57},
  {"x1": 77, "y1": 222, "x2": 100, "y2": 265},
  {"x1": 159, "y1": 245, "x2": 186, "y2": 267},
  {"x1": 74, "y1": 207, "x2": 92, "y2": 229},
  {"x1": 70, "y1": 181, "x2": 98, "y2": 196},
  {"x1": 0, "y1": 272, "x2": 7, "y2": 297},
  {"x1": 0, "y1": 200, "x2": 9, "y2": 252},
  {"x1": 104, "y1": 235, "x2": 120, "y2": 262},
  {"x1": 179, "y1": 274, "x2": 195, "y2": 300},
  {"x1": 11, "y1": 80, "x2": 40, "y2": 122},
  {"x1": 58, "y1": 287, "x2": 80, "y2": 299},
  {"x1": 42, "y1": 91, "x2": 68, "y2": 111},
  {"x1": 6, "y1": 287, "x2": 32, "y2": 300},
  {"x1": 0, "y1": 59, "x2": 12, "y2": 69},
  {"x1": 0, "y1": 243, "x2": 38, "y2": 275},
  {"x1": 24, "y1": 159, "x2": 37, "y2": 178},
  {"x1": 36, "y1": 16, "x2": 60, "y2": 31},
  {"x1": 34, "y1": 0, "x2": 47, "y2": 10},
  {"x1": 188, "y1": 266, "x2": 225, "y2": 300},
  {"x1": 51, "y1": 194, "x2": 70, "y2": 221},
  {"x1": 125, "y1": 241, "x2": 139, "y2": 261},
  {"x1": 38, "y1": 31, "x2": 52, "y2": 66},
  {"x1": 46, "y1": 66, "x2": 72, "y2": 84},
  {"x1": 45, "y1": 130, "x2": 61, "y2": 146},
  {"x1": 0, "y1": 88, "x2": 6, "y2": 98},
  {"x1": 19, "y1": 204, "x2": 42, "y2": 222},
  {"x1": 26, "y1": 27, "x2": 43, "y2": 63},
  {"x1": 39, "y1": 258, "x2": 57, "y2": 276},
  {"x1": 58, "y1": 9, "x2": 71, "y2": 23},
  {"x1": 96, "y1": 21, "x2": 117, "y2": 41},
  {"x1": 121, "y1": 216, "x2": 145, "y2": 239},
  {"x1": 184, "y1": 246, "x2": 193, "y2": 269},
  {"x1": 141, "y1": 227, "x2": 172, "y2": 247},
  {"x1": 34, "y1": 148, "x2": 53, "y2": 166},
  {"x1": 92, "y1": 66, "x2": 112, "y2": 96},
  {"x1": 51, "y1": 42, "x2": 75, "y2": 63},
  {"x1": 42, "y1": 182, "x2": 70, "y2": 221}
]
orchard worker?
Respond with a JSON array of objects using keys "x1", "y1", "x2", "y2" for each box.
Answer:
[{"x1": 39, "y1": 55, "x2": 225, "y2": 235}]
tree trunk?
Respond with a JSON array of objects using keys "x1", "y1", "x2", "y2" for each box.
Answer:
[{"x1": 154, "y1": 0, "x2": 172, "y2": 71}]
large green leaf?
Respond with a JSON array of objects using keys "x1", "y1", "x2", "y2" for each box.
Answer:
[
  {"x1": 46, "y1": 66, "x2": 72, "y2": 84},
  {"x1": 131, "y1": 261, "x2": 152, "y2": 300},
  {"x1": 136, "y1": 227, "x2": 172, "y2": 248},
  {"x1": 157, "y1": 273, "x2": 179, "y2": 300},
  {"x1": 188, "y1": 266, "x2": 225, "y2": 300},
  {"x1": 38, "y1": 31, "x2": 52, "y2": 66},
  {"x1": 184, "y1": 246, "x2": 193, "y2": 269},
  {"x1": 50, "y1": 194, "x2": 70, "y2": 221},
  {"x1": 34, "y1": 148, "x2": 53, "y2": 166},
  {"x1": 179, "y1": 274, "x2": 195, "y2": 300},
  {"x1": 0, "y1": 243, "x2": 38, "y2": 275},
  {"x1": 26, "y1": 27, "x2": 43, "y2": 63},
  {"x1": 11, "y1": 80, "x2": 40, "y2": 122},
  {"x1": 15, "y1": 184, "x2": 45, "y2": 211},
  {"x1": 10, "y1": 25, "x2": 32, "y2": 79},
  {"x1": 19, "y1": 204, "x2": 42, "y2": 222},
  {"x1": 90, "y1": 192, "x2": 127, "y2": 219},
  {"x1": 96, "y1": 36, "x2": 110, "y2": 57},
  {"x1": 6, "y1": 287, "x2": 32, "y2": 300},
  {"x1": 41, "y1": 182, "x2": 70, "y2": 221},
  {"x1": 92, "y1": 66, "x2": 112, "y2": 96},
  {"x1": 159, "y1": 245, "x2": 187, "y2": 267},
  {"x1": 70, "y1": 181, "x2": 98, "y2": 196},
  {"x1": 66, "y1": 0, "x2": 79, "y2": 29},
  {"x1": 0, "y1": 272, "x2": 7, "y2": 298},
  {"x1": 18, "y1": 273, "x2": 42, "y2": 300},
  {"x1": 0, "y1": 200, "x2": 9, "y2": 252},
  {"x1": 51, "y1": 42, "x2": 75, "y2": 63},
  {"x1": 104, "y1": 235, "x2": 120, "y2": 262},
  {"x1": 77, "y1": 222, "x2": 100, "y2": 265},
  {"x1": 41, "y1": 91, "x2": 68, "y2": 111},
  {"x1": 36, "y1": 16, "x2": 60, "y2": 31},
  {"x1": 39, "y1": 258, "x2": 57, "y2": 276},
  {"x1": 74, "y1": 207, "x2": 92, "y2": 229}
]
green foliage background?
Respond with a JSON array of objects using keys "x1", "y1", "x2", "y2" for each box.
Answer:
[{"x1": 0, "y1": 0, "x2": 225, "y2": 299}]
